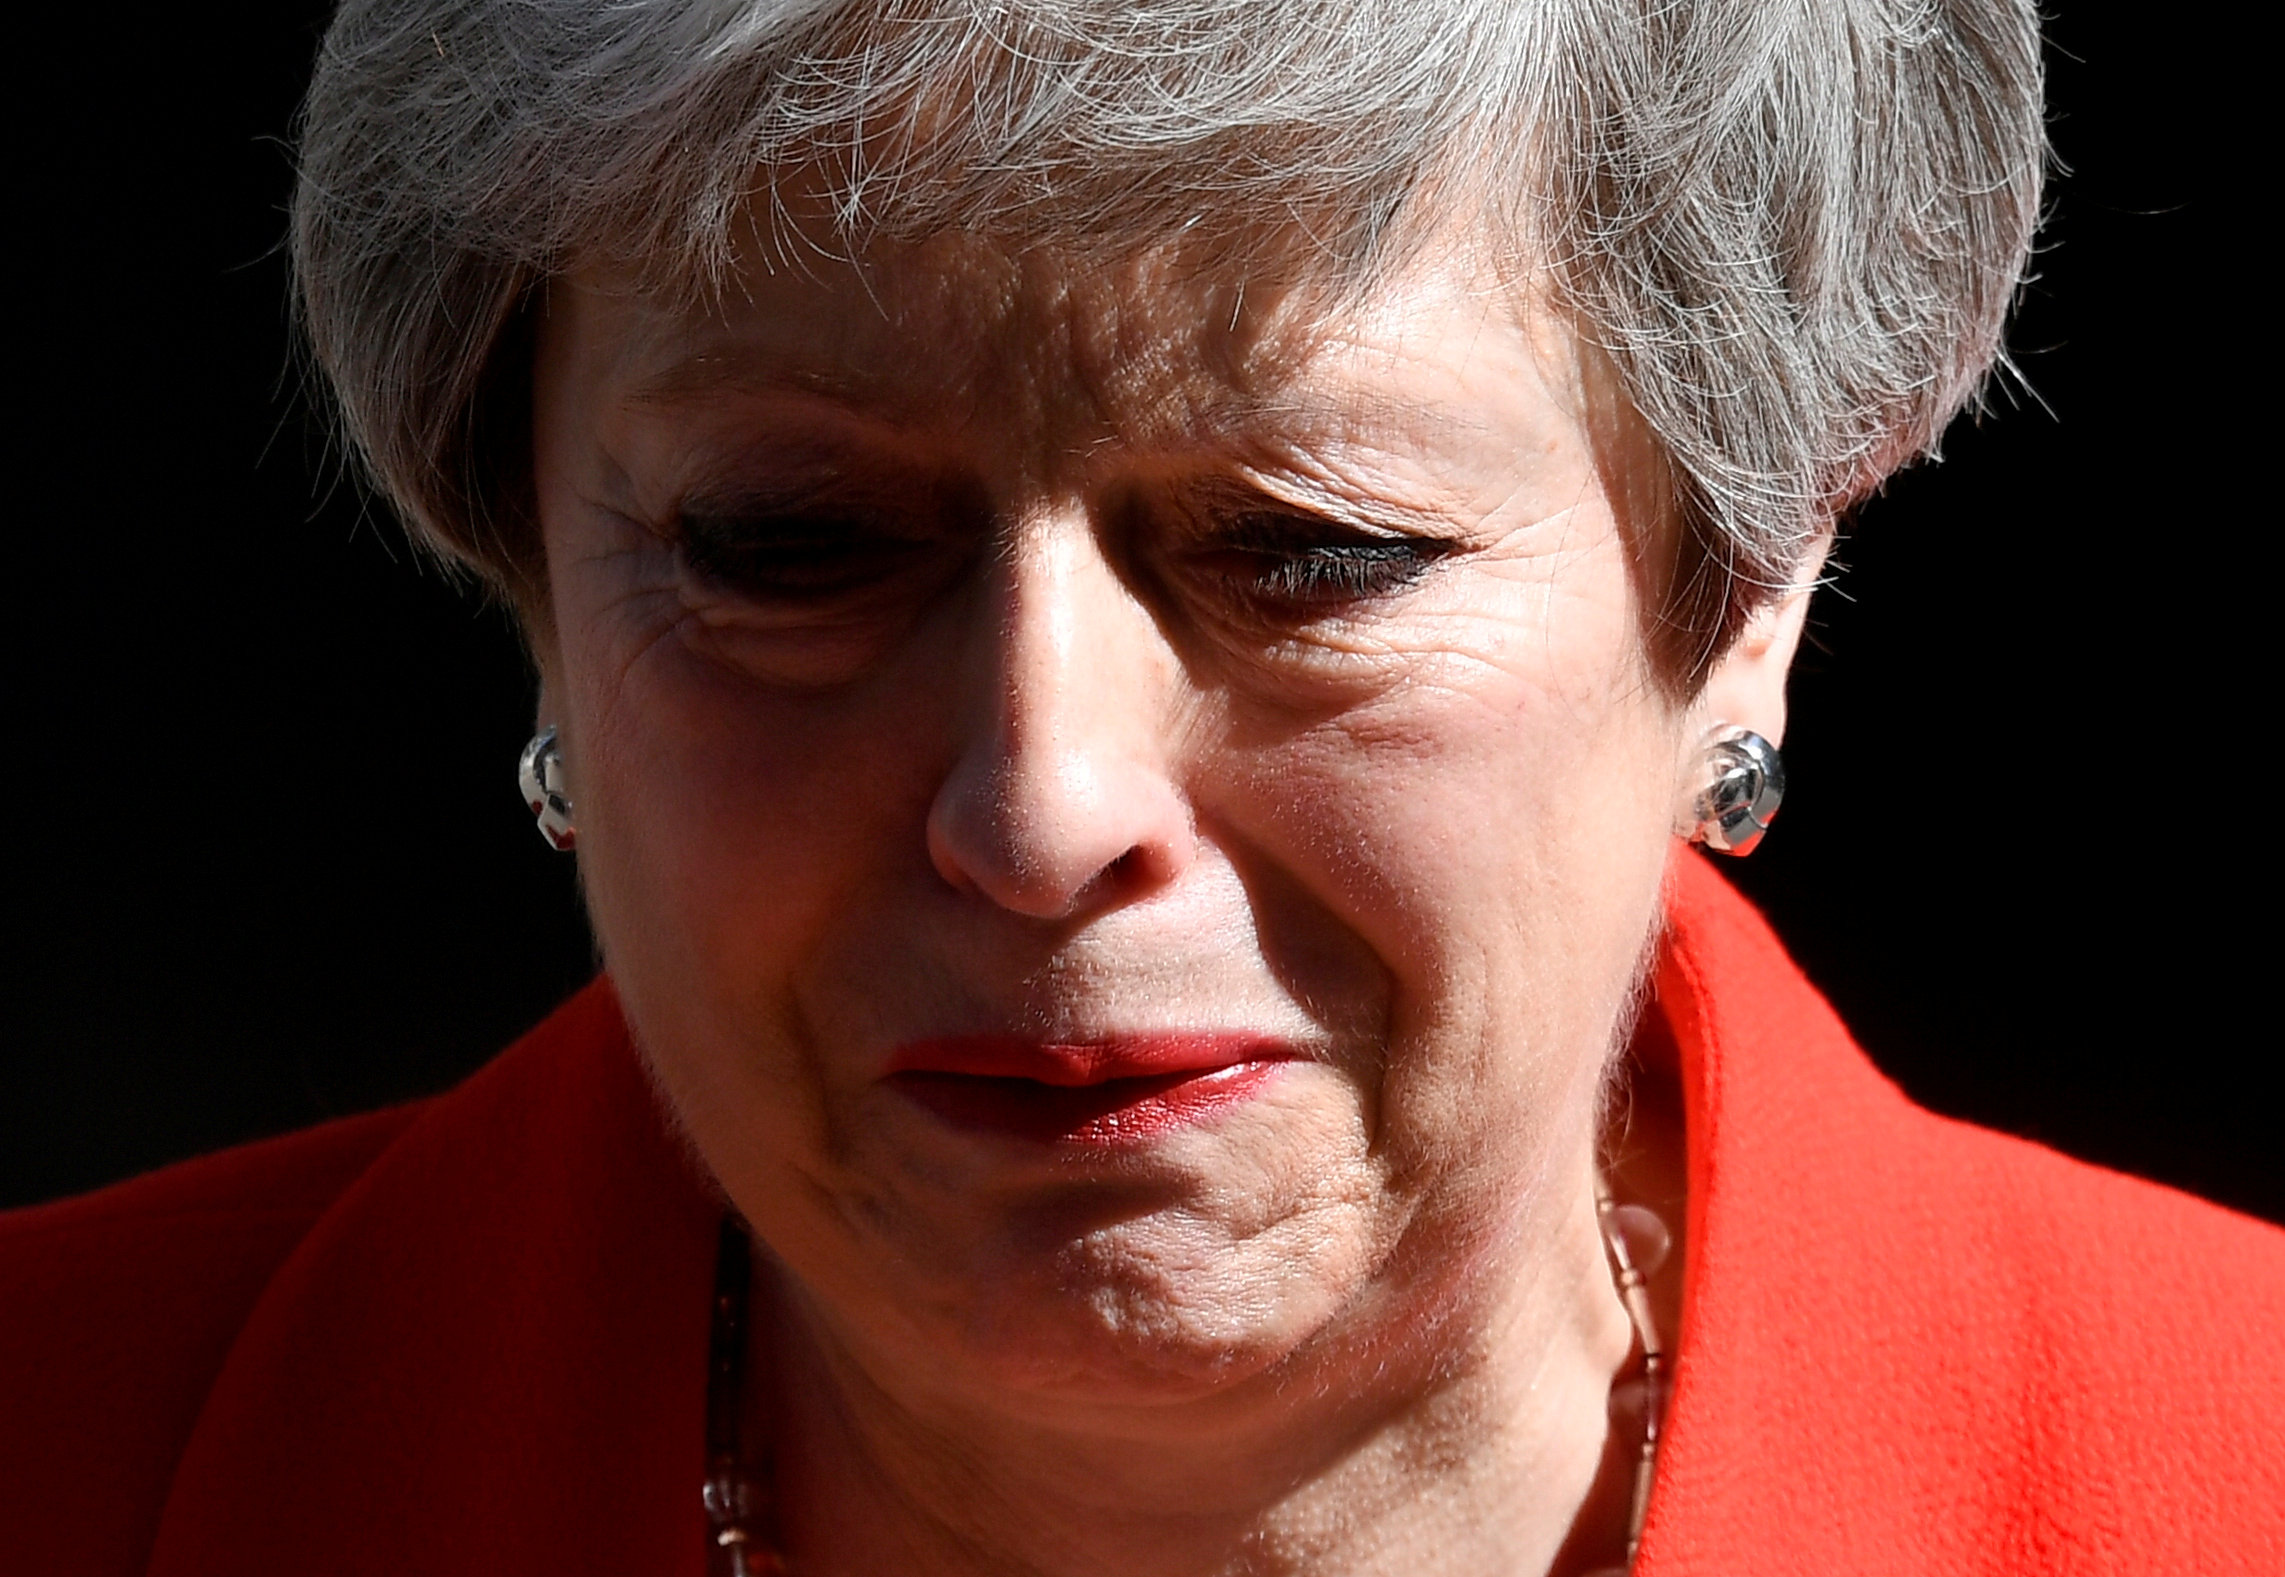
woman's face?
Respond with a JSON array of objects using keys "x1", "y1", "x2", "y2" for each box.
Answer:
[{"x1": 530, "y1": 234, "x2": 1721, "y2": 1405}]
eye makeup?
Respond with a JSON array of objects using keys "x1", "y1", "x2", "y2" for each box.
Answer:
[{"x1": 1183, "y1": 509, "x2": 1459, "y2": 610}]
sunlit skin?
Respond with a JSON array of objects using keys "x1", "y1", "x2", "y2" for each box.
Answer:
[{"x1": 529, "y1": 231, "x2": 1811, "y2": 1576}]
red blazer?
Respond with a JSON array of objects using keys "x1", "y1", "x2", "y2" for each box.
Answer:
[{"x1": 6, "y1": 858, "x2": 2281, "y2": 1575}]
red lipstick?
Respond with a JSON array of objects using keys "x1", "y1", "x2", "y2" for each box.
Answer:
[{"x1": 884, "y1": 1034, "x2": 1293, "y2": 1145}]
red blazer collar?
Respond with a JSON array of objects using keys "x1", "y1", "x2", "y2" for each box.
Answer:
[
  {"x1": 1643, "y1": 853, "x2": 2036, "y2": 1572},
  {"x1": 147, "y1": 980, "x2": 721, "y2": 1576}
]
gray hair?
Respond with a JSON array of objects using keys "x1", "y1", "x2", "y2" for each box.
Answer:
[{"x1": 293, "y1": 0, "x2": 2043, "y2": 684}]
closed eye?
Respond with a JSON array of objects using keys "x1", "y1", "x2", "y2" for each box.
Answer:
[
  {"x1": 1183, "y1": 511, "x2": 1458, "y2": 612},
  {"x1": 679, "y1": 511, "x2": 935, "y2": 600},
  {"x1": 674, "y1": 474, "x2": 981, "y2": 606}
]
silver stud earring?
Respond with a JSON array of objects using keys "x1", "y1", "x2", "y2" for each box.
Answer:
[
  {"x1": 1677, "y1": 725, "x2": 1784, "y2": 856},
  {"x1": 518, "y1": 726, "x2": 577, "y2": 852}
]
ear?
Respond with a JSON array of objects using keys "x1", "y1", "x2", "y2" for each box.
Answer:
[
  {"x1": 1690, "y1": 536, "x2": 1831, "y2": 749},
  {"x1": 522, "y1": 596, "x2": 567, "y2": 737}
]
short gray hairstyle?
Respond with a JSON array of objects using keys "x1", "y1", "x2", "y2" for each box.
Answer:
[{"x1": 293, "y1": 0, "x2": 2043, "y2": 684}]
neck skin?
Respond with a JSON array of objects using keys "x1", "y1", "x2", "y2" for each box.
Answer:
[{"x1": 754, "y1": 1137, "x2": 1649, "y2": 1577}]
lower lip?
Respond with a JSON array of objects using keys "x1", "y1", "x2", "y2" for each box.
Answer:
[{"x1": 886, "y1": 1061, "x2": 1286, "y2": 1146}]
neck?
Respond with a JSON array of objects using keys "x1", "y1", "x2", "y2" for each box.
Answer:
[{"x1": 758, "y1": 1160, "x2": 1637, "y2": 1577}]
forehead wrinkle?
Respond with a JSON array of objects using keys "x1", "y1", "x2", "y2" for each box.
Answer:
[
  {"x1": 596, "y1": 231, "x2": 1017, "y2": 403},
  {"x1": 625, "y1": 355, "x2": 923, "y2": 422},
  {"x1": 1054, "y1": 248, "x2": 1524, "y2": 477},
  {"x1": 1009, "y1": 241, "x2": 1392, "y2": 466},
  {"x1": 603, "y1": 234, "x2": 1522, "y2": 500}
]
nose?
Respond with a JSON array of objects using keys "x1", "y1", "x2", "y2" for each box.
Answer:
[{"x1": 926, "y1": 517, "x2": 1195, "y2": 921}]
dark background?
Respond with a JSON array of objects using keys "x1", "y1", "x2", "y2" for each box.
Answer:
[{"x1": 6, "y1": 7, "x2": 2273, "y2": 1220}]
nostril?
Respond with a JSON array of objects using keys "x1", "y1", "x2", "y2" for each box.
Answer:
[
  {"x1": 1106, "y1": 846, "x2": 1151, "y2": 886},
  {"x1": 1064, "y1": 845, "x2": 1158, "y2": 912}
]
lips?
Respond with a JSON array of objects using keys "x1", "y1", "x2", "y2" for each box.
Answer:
[{"x1": 884, "y1": 1034, "x2": 1294, "y2": 1145}]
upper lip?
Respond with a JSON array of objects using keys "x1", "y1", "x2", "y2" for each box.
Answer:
[{"x1": 884, "y1": 1032, "x2": 1297, "y2": 1086}]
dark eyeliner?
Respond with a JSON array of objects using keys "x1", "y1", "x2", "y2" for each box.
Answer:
[{"x1": 1201, "y1": 510, "x2": 1458, "y2": 607}]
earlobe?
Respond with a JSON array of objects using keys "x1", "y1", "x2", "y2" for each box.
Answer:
[
  {"x1": 1672, "y1": 538, "x2": 1825, "y2": 856},
  {"x1": 1691, "y1": 538, "x2": 1828, "y2": 749}
]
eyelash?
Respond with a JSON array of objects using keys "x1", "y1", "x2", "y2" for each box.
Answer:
[{"x1": 1184, "y1": 513, "x2": 1456, "y2": 610}]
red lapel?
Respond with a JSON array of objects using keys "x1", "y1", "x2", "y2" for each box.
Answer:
[{"x1": 147, "y1": 980, "x2": 720, "y2": 1577}]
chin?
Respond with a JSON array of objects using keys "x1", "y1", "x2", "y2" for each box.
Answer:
[
  {"x1": 928, "y1": 1215, "x2": 1380, "y2": 1405},
  {"x1": 815, "y1": 1092, "x2": 1393, "y2": 1405}
]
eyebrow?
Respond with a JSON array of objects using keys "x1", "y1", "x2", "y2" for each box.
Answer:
[
  {"x1": 621, "y1": 345, "x2": 1464, "y2": 464},
  {"x1": 625, "y1": 353, "x2": 926, "y2": 424}
]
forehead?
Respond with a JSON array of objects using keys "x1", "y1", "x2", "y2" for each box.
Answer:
[{"x1": 547, "y1": 229, "x2": 1581, "y2": 471}]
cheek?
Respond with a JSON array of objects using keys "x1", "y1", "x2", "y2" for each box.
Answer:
[
  {"x1": 1232, "y1": 578, "x2": 1673, "y2": 948},
  {"x1": 1209, "y1": 586, "x2": 1679, "y2": 1167},
  {"x1": 558, "y1": 606, "x2": 958, "y2": 1097}
]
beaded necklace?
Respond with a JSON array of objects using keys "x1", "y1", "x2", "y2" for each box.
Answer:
[{"x1": 702, "y1": 1190, "x2": 1669, "y2": 1576}]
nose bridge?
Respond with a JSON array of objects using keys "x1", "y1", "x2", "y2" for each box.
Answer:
[
  {"x1": 926, "y1": 501, "x2": 1192, "y2": 919},
  {"x1": 996, "y1": 514, "x2": 1118, "y2": 750}
]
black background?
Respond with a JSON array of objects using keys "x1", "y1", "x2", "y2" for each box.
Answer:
[{"x1": 6, "y1": 7, "x2": 2273, "y2": 1221}]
